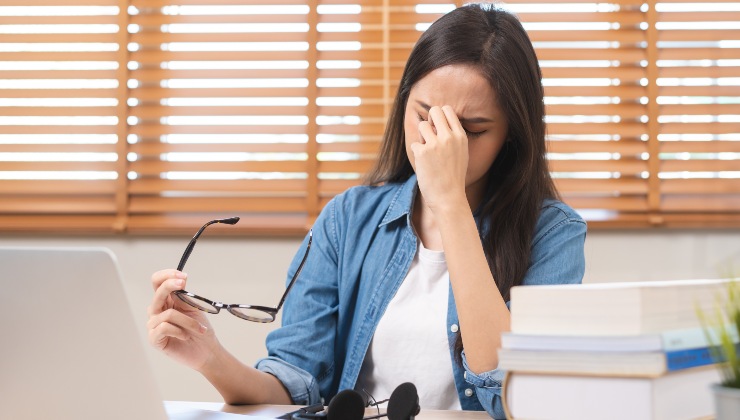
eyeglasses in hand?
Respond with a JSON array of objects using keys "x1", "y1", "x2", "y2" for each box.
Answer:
[{"x1": 172, "y1": 217, "x2": 312, "y2": 323}]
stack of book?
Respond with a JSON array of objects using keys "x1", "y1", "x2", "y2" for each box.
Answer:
[{"x1": 500, "y1": 279, "x2": 735, "y2": 420}]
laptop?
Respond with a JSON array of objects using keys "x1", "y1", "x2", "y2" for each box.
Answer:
[{"x1": 0, "y1": 247, "x2": 270, "y2": 420}]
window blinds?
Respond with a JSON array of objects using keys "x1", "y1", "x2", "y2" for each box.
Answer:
[
  {"x1": 126, "y1": 0, "x2": 315, "y2": 233},
  {"x1": 0, "y1": 0, "x2": 127, "y2": 232},
  {"x1": 653, "y1": 1, "x2": 740, "y2": 226},
  {"x1": 510, "y1": 0, "x2": 739, "y2": 227},
  {"x1": 0, "y1": 0, "x2": 738, "y2": 234}
]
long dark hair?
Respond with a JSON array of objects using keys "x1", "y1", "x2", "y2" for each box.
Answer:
[{"x1": 365, "y1": 5, "x2": 557, "y2": 307}]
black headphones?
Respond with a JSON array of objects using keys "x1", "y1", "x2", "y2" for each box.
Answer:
[{"x1": 292, "y1": 382, "x2": 420, "y2": 420}]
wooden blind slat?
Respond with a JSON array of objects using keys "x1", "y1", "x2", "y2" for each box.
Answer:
[
  {"x1": 0, "y1": 144, "x2": 116, "y2": 153},
  {"x1": 129, "y1": 197, "x2": 306, "y2": 213},
  {"x1": 547, "y1": 123, "x2": 647, "y2": 137},
  {"x1": 660, "y1": 30, "x2": 740, "y2": 42},
  {"x1": 659, "y1": 49, "x2": 740, "y2": 60},
  {"x1": 0, "y1": 34, "x2": 119, "y2": 43},
  {"x1": 0, "y1": 89, "x2": 117, "y2": 99},
  {"x1": 129, "y1": 161, "x2": 307, "y2": 174},
  {"x1": 0, "y1": 107, "x2": 117, "y2": 117},
  {"x1": 133, "y1": 88, "x2": 309, "y2": 100},
  {"x1": 126, "y1": 214, "x2": 309, "y2": 235},
  {"x1": 0, "y1": 15, "x2": 119, "y2": 25},
  {"x1": 130, "y1": 0, "x2": 308, "y2": 5},
  {"x1": 661, "y1": 160, "x2": 740, "y2": 173},
  {"x1": 130, "y1": 125, "x2": 308, "y2": 136},
  {"x1": 132, "y1": 51, "x2": 309, "y2": 62},
  {"x1": 131, "y1": 14, "x2": 308, "y2": 25},
  {"x1": 129, "y1": 106, "x2": 310, "y2": 118},
  {"x1": 0, "y1": 52, "x2": 119, "y2": 61},
  {"x1": 662, "y1": 196, "x2": 740, "y2": 213},
  {"x1": 546, "y1": 104, "x2": 646, "y2": 118},
  {"x1": 661, "y1": 123, "x2": 737, "y2": 135},
  {"x1": 659, "y1": 12, "x2": 740, "y2": 22},
  {"x1": 661, "y1": 141, "x2": 740, "y2": 154},
  {"x1": 555, "y1": 178, "x2": 649, "y2": 194},
  {"x1": 129, "y1": 179, "x2": 307, "y2": 194},
  {"x1": 129, "y1": 142, "x2": 306, "y2": 154},
  {"x1": 1, "y1": 162, "x2": 118, "y2": 172},
  {"x1": 548, "y1": 140, "x2": 647, "y2": 155},
  {"x1": 663, "y1": 179, "x2": 740, "y2": 194},
  {"x1": 0, "y1": 197, "x2": 116, "y2": 213},
  {"x1": 0, "y1": 70, "x2": 119, "y2": 80},
  {"x1": 0, "y1": 180, "x2": 116, "y2": 195},
  {"x1": 549, "y1": 160, "x2": 649, "y2": 174},
  {"x1": 556, "y1": 196, "x2": 648, "y2": 212},
  {"x1": 133, "y1": 32, "x2": 308, "y2": 44}
]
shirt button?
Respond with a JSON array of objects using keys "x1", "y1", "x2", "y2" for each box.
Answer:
[
  {"x1": 450, "y1": 324, "x2": 459, "y2": 333},
  {"x1": 465, "y1": 388, "x2": 474, "y2": 397},
  {"x1": 463, "y1": 371, "x2": 467, "y2": 380}
]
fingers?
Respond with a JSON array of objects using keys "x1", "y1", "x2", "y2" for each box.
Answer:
[
  {"x1": 418, "y1": 105, "x2": 464, "y2": 143},
  {"x1": 410, "y1": 141, "x2": 424, "y2": 157},
  {"x1": 417, "y1": 120, "x2": 435, "y2": 144},
  {"x1": 148, "y1": 308, "x2": 208, "y2": 348},
  {"x1": 149, "y1": 322, "x2": 187, "y2": 349},
  {"x1": 441, "y1": 105, "x2": 465, "y2": 137},
  {"x1": 151, "y1": 269, "x2": 187, "y2": 291},
  {"x1": 427, "y1": 106, "x2": 451, "y2": 134},
  {"x1": 148, "y1": 271, "x2": 188, "y2": 316}
]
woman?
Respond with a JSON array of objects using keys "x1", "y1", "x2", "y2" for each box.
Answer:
[{"x1": 147, "y1": 4, "x2": 586, "y2": 419}]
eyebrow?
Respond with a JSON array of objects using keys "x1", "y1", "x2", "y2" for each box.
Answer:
[{"x1": 416, "y1": 100, "x2": 494, "y2": 124}]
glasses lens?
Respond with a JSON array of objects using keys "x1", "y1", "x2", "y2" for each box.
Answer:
[
  {"x1": 229, "y1": 307, "x2": 275, "y2": 323},
  {"x1": 175, "y1": 292, "x2": 219, "y2": 314}
]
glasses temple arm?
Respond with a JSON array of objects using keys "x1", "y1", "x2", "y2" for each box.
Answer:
[
  {"x1": 176, "y1": 217, "x2": 240, "y2": 271},
  {"x1": 177, "y1": 220, "x2": 215, "y2": 271},
  {"x1": 275, "y1": 230, "x2": 312, "y2": 311}
]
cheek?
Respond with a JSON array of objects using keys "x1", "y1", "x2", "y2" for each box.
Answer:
[
  {"x1": 403, "y1": 112, "x2": 419, "y2": 142},
  {"x1": 467, "y1": 139, "x2": 505, "y2": 177},
  {"x1": 403, "y1": 113, "x2": 419, "y2": 165}
]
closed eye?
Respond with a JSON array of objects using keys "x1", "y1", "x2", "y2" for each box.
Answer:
[{"x1": 464, "y1": 128, "x2": 486, "y2": 139}]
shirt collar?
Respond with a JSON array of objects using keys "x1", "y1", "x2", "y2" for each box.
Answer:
[{"x1": 378, "y1": 174, "x2": 417, "y2": 227}]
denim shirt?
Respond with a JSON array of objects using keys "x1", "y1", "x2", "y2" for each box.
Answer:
[{"x1": 255, "y1": 175, "x2": 586, "y2": 419}]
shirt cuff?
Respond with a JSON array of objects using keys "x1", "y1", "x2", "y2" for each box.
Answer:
[
  {"x1": 255, "y1": 356, "x2": 321, "y2": 406},
  {"x1": 461, "y1": 351, "x2": 507, "y2": 419}
]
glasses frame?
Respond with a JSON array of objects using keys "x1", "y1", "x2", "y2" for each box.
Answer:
[{"x1": 172, "y1": 217, "x2": 312, "y2": 323}]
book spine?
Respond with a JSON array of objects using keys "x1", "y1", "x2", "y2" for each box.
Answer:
[
  {"x1": 665, "y1": 347, "x2": 716, "y2": 371},
  {"x1": 662, "y1": 326, "x2": 739, "y2": 351}
]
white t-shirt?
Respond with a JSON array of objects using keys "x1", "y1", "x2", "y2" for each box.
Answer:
[{"x1": 355, "y1": 241, "x2": 462, "y2": 410}]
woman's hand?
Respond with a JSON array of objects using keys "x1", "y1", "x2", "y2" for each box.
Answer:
[
  {"x1": 147, "y1": 270, "x2": 293, "y2": 405},
  {"x1": 410, "y1": 105, "x2": 469, "y2": 214},
  {"x1": 147, "y1": 269, "x2": 218, "y2": 371}
]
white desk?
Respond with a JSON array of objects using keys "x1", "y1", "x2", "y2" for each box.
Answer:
[{"x1": 166, "y1": 401, "x2": 491, "y2": 419}]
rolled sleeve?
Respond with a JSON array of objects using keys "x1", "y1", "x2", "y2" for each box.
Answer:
[
  {"x1": 461, "y1": 351, "x2": 507, "y2": 419},
  {"x1": 255, "y1": 356, "x2": 321, "y2": 406}
]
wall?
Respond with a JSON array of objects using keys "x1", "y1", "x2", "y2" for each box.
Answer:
[{"x1": 1, "y1": 230, "x2": 738, "y2": 402}]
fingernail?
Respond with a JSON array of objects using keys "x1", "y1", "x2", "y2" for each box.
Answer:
[
  {"x1": 176, "y1": 271, "x2": 188, "y2": 279},
  {"x1": 199, "y1": 324, "x2": 208, "y2": 333},
  {"x1": 175, "y1": 279, "x2": 184, "y2": 287}
]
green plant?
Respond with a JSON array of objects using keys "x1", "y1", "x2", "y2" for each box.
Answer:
[{"x1": 698, "y1": 280, "x2": 740, "y2": 388}]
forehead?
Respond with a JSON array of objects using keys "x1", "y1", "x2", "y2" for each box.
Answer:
[{"x1": 408, "y1": 64, "x2": 499, "y2": 115}]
